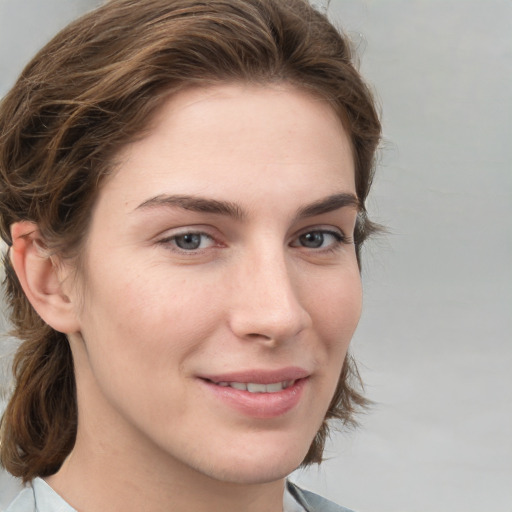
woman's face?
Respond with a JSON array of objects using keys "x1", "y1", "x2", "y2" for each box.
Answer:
[{"x1": 68, "y1": 83, "x2": 362, "y2": 484}]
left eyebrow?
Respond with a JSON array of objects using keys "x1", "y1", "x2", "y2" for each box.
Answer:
[{"x1": 295, "y1": 193, "x2": 360, "y2": 219}]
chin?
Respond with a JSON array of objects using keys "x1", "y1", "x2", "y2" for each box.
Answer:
[
  {"x1": 189, "y1": 436, "x2": 311, "y2": 485},
  {"x1": 201, "y1": 458, "x2": 301, "y2": 485}
]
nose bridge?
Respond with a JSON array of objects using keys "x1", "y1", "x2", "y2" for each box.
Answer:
[{"x1": 228, "y1": 242, "x2": 311, "y2": 343}]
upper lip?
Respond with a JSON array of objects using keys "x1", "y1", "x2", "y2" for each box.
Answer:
[{"x1": 199, "y1": 366, "x2": 310, "y2": 384}]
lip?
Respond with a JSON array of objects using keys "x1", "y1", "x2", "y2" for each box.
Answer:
[
  {"x1": 200, "y1": 366, "x2": 310, "y2": 385},
  {"x1": 198, "y1": 366, "x2": 310, "y2": 419}
]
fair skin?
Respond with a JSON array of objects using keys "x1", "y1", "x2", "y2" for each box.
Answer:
[{"x1": 11, "y1": 83, "x2": 361, "y2": 512}]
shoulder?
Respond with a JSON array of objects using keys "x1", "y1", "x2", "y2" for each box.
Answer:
[
  {"x1": 286, "y1": 480, "x2": 356, "y2": 512},
  {"x1": 4, "y1": 478, "x2": 76, "y2": 512},
  {"x1": 4, "y1": 487, "x2": 35, "y2": 512},
  {"x1": 0, "y1": 471, "x2": 25, "y2": 512}
]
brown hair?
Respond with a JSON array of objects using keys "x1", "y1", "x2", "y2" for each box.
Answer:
[{"x1": 0, "y1": 0, "x2": 381, "y2": 482}]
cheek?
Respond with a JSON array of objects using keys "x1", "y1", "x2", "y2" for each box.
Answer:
[
  {"x1": 78, "y1": 263, "x2": 223, "y2": 368},
  {"x1": 310, "y1": 267, "x2": 362, "y2": 344},
  {"x1": 313, "y1": 269, "x2": 362, "y2": 405}
]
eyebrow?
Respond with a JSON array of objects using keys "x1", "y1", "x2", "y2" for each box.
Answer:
[
  {"x1": 295, "y1": 193, "x2": 360, "y2": 219},
  {"x1": 134, "y1": 194, "x2": 245, "y2": 220},
  {"x1": 134, "y1": 192, "x2": 359, "y2": 220}
]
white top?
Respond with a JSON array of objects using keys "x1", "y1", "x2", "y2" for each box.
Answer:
[
  {"x1": 6, "y1": 478, "x2": 74, "y2": 512},
  {"x1": 6, "y1": 477, "x2": 307, "y2": 512}
]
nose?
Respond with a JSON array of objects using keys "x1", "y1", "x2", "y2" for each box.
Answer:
[{"x1": 227, "y1": 249, "x2": 312, "y2": 346}]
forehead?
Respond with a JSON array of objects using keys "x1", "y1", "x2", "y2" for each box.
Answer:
[{"x1": 98, "y1": 83, "x2": 355, "y2": 217}]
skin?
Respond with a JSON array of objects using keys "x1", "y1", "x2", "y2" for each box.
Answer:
[{"x1": 13, "y1": 83, "x2": 362, "y2": 512}]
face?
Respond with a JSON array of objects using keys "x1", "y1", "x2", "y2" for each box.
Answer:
[{"x1": 67, "y1": 83, "x2": 362, "y2": 485}]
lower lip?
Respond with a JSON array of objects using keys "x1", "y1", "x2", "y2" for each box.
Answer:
[{"x1": 200, "y1": 378, "x2": 308, "y2": 419}]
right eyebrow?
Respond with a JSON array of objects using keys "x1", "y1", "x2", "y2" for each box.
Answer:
[
  {"x1": 133, "y1": 194, "x2": 246, "y2": 221},
  {"x1": 295, "y1": 193, "x2": 360, "y2": 219}
]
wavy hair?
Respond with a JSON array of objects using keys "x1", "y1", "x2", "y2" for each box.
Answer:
[{"x1": 0, "y1": 0, "x2": 381, "y2": 481}]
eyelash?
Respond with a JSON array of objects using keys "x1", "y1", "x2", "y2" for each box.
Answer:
[
  {"x1": 291, "y1": 229, "x2": 351, "y2": 252},
  {"x1": 158, "y1": 231, "x2": 218, "y2": 252},
  {"x1": 158, "y1": 227, "x2": 352, "y2": 255}
]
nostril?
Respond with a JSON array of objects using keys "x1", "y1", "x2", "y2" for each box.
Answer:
[
  {"x1": 240, "y1": 332, "x2": 280, "y2": 349},
  {"x1": 246, "y1": 332, "x2": 271, "y2": 339}
]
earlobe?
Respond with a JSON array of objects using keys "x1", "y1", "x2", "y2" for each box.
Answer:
[{"x1": 10, "y1": 221, "x2": 81, "y2": 334}]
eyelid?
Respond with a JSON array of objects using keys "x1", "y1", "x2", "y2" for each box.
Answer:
[{"x1": 154, "y1": 223, "x2": 218, "y2": 240}]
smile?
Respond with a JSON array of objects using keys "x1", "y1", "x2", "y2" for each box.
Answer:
[
  {"x1": 199, "y1": 368, "x2": 309, "y2": 418},
  {"x1": 214, "y1": 380, "x2": 296, "y2": 393}
]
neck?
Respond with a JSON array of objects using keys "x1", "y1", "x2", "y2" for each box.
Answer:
[{"x1": 45, "y1": 358, "x2": 286, "y2": 512}]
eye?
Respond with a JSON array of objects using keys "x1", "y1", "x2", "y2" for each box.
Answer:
[
  {"x1": 291, "y1": 229, "x2": 346, "y2": 250},
  {"x1": 160, "y1": 231, "x2": 215, "y2": 252}
]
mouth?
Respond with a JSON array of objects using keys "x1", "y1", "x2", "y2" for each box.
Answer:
[
  {"x1": 198, "y1": 367, "x2": 309, "y2": 418},
  {"x1": 210, "y1": 380, "x2": 297, "y2": 393}
]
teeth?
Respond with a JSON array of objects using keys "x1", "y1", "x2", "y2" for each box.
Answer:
[
  {"x1": 230, "y1": 382, "x2": 247, "y2": 391},
  {"x1": 215, "y1": 380, "x2": 296, "y2": 393},
  {"x1": 265, "y1": 382, "x2": 285, "y2": 392},
  {"x1": 247, "y1": 383, "x2": 267, "y2": 393}
]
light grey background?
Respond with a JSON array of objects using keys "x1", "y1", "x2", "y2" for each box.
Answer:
[{"x1": 1, "y1": 1, "x2": 511, "y2": 511}]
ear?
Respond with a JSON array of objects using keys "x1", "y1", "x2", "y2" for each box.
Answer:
[{"x1": 10, "y1": 221, "x2": 81, "y2": 334}]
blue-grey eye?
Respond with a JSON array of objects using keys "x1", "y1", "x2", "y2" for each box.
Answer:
[
  {"x1": 174, "y1": 233, "x2": 203, "y2": 250},
  {"x1": 293, "y1": 230, "x2": 344, "y2": 249},
  {"x1": 299, "y1": 231, "x2": 325, "y2": 248}
]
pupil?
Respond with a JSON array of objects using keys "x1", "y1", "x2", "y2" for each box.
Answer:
[
  {"x1": 300, "y1": 232, "x2": 323, "y2": 248},
  {"x1": 176, "y1": 233, "x2": 201, "y2": 250}
]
